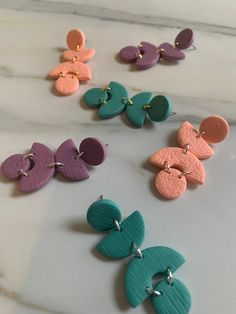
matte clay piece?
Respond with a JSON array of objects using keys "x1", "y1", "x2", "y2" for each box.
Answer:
[
  {"x1": 79, "y1": 138, "x2": 108, "y2": 166},
  {"x1": 66, "y1": 29, "x2": 86, "y2": 50},
  {"x1": 150, "y1": 115, "x2": 229, "y2": 199},
  {"x1": 152, "y1": 279, "x2": 191, "y2": 314},
  {"x1": 55, "y1": 139, "x2": 89, "y2": 181},
  {"x1": 199, "y1": 115, "x2": 229, "y2": 144},
  {"x1": 175, "y1": 28, "x2": 195, "y2": 50},
  {"x1": 1, "y1": 137, "x2": 108, "y2": 193},
  {"x1": 48, "y1": 28, "x2": 95, "y2": 95},
  {"x1": 84, "y1": 82, "x2": 173, "y2": 128},
  {"x1": 118, "y1": 28, "x2": 194, "y2": 70},
  {"x1": 97, "y1": 211, "x2": 145, "y2": 258},
  {"x1": 87, "y1": 199, "x2": 122, "y2": 231},
  {"x1": 87, "y1": 199, "x2": 191, "y2": 314}
]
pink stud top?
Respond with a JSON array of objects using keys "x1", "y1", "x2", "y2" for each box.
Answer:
[{"x1": 199, "y1": 115, "x2": 229, "y2": 144}]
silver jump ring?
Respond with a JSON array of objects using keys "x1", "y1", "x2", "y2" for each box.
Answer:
[
  {"x1": 146, "y1": 287, "x2": 162, "y2": 297},
  {"x1": 48, "y1": 162, "x2": 64, "y2": 168},
  {"x1": 75, "y1": 152, "x2": 85, "y2": 159},
  {"x1": 18, "y1": 168, "x2": 29, "y2": 177},
  {"x1": 166, "y1": 267, "x2": 174, "y2": 286},
  {"x1": 132, "y1": 242, "x2": 143, "y2": 258},
  {"x1": 23, "y1": 153, "x2": 35, "y2": 160},
  {"x1": 113, "y1": 219, "x2": 121, "y2": 232}
]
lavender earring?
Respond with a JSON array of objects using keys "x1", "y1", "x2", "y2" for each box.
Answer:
[
  {"x1": 119, "y1": 28, "x2": 195, "y2": 70},
  {"x1": 1, "y1": 138, "x2": 108, "y2": 193}
]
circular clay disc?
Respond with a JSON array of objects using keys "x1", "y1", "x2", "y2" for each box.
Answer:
[
  {"x1": 174, "y1": 28, "x2": 194, "y2": 50},
  {"x1": 79, "y1": 137, "x2": 108, "y2": 166},
  {"x1": 199, "y1": 115, "x2": 229, "y2": 144},
  {"x1": 66, "y1": 29, "x2": 86, "y2": 50},
  {"x1": 55, "y1": 75, "x2": 79, "y2": 96},
  {"x1": 155, "y1": 168, "x2": 187, "y2": 199},
  {"x1": 87, "y1": 199, "x2": 122, "y2": 231}
]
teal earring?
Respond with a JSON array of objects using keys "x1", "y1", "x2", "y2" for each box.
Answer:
[
  {"x1": 87, "y1": 197, "x2": 191, "y2": 314},
  {"x1": 83, "y1": 82, "x2": 173, "y2": 128}
]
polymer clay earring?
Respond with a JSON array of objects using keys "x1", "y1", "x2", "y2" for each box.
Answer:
[
  {"x1": 84, "y1": 81, "x2": 173, "y2": 128},
  {"x1": 1, "y1": 137, "x2": 108, "y2": 192},
  {"x1": 150, "y1": 115, "x2": 229, "y2": 199},
  {"x1": 87, "y1": 198, "x2": 191, "y2": 314},
  {"x1": 48, "y1": 29, "x2": 95, "y2": 96},
  {"x1": 119, "y1": 28, "x2": 195, "y2": 70}
]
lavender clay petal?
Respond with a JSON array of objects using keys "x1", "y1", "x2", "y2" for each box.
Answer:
[
  {"x1": 174, "y1": 28, "x2": 195, "y2": 50},
  {"x1": 1, "y1": 154, "x2": 30, "y2": 180},
  {"x1": 20, "y1": 143, "x2": 55, "y2": 193},
  {"x1": 79, "y1": 137, "x2": 108, "y2": 166},
  {"x1": 55, "y1": 139, "x2": 89, "y2": 181},
  {"x1": 158, "y1": 42, "x2": 185, "y2": 61},
  {"x1": 136, "y1": 41, "x2": 160, "y2": 70},
  {"x1": 119, "y1": 46, "x2": 140, "y2": 63}
]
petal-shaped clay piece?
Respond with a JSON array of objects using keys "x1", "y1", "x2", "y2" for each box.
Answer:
[
  {"x1": 63, "y1": 48, "x2": 96, "y2": 62},
  {"x1": 178, "y1": 121, "x2": 214, "y2": 159},
  {"x1": 83, "y1": 88, "x2": 108, "y2": 108},
  {"x1": 98, "y1": 81, "x2": 128, "y2": 119},
  {"x1": 155, "y1": 168, "x2": 187, "y2": 199},
  {"x1": 126, "y1": 92, "x2": 152, "y2": 128},
  {"x1": 158, "y1": 42, "x2": 185, "y2": 61},
  {"x1": 199, "y1": 115, "x2": 229, "y2": 144},
  {"x1": 55, "y1": 139, "x2": 89, "y2": 181},
  {"x1": 20, "y1": 143, "x2": 55, "y2": 193},
  {"x1": 1, "y1": 154, "x2": 30, "y2": 180},
  {"x1": 97, "y1": 211, "x2": 145, "y2": 259},
  {"x1": 48, "y1": 61, "x2": 92, "y2": 81},
  {"x1": 148, "y1": 95, "x2": 172, "y2": 122},
  {"x1": 66, "y1": 29, "x2": 86, "y2": 50},
  {"x1": 79, "y1": 137, "x2": 108, "y2": 166},
  {"x1": 136, "y1": 42, "x2": 160, "y2": 70},
  {"x1": 119, "y1": 46, "x2": 140, "y2": 63},
  {"x1": 150, "y1": 147, "x2": 205, "y2": 185},
  {"x1": 175, "y1": 28, "x2": 194, "y2": 50},
  {"x1": 54, "y1": 75, "x2": 79, "y2": 96}
]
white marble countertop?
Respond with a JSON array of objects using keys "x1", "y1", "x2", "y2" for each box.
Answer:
[{"x1": 0, "y1": 1, "x2": 236, "y2": 314}]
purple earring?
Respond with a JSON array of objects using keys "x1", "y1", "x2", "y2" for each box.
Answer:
[
  {"x1": 119, "y1": 28, "x2": 195, "y2": 70},
  {"x1": 1, "y1": 138, "x2": 108, "y2": 193}
]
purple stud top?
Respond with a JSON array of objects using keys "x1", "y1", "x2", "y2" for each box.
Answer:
[
  {"x1": 79, "y1": 137, "x2": 108, "y2": 166},
  {"x1": 174, "y1": 28, "x2": 194, "y2": 50}
]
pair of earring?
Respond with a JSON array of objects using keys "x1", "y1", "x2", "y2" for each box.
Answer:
[
  {"x1": 87, "y1": 198, "x2": 191, "y2": 314},
  {"x1": 119, "y1": 28, "x2": 195, "y2": 70},
  {"x1": 48, "y1": 29, "x2": 95, "y2": 96},
  {"x1": 1, "y1": 138, "x2": 108, "y2": 193},
  {"x1": 150, "y1": 115, "x2": 229, "y2": 199},
  {"x1": 84, "y1": 81, "x2": 173, "y2": 128}
]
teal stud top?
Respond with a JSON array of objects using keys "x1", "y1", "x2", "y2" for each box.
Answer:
[
  {"x1": 147, "y1": 95, "x2": 172, "y2": 122},
  {"x1": 87, "y1": 199, "x2": 122, "y2": 231},
  {"x1": 152, "y1": 278, "x2": 191, "y2": 314},
  {"x1": 126, "y1": 92, "x2": 152, "y2": 128},
  {"x1": 97, "y1": 210, "x2": 145, "y2": 259},
  {"x1": 125, "y1": 246, "x2": 185, "y2": 307}
]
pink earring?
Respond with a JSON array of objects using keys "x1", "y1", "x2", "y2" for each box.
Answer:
[
  {"x1": 150, "y1": 115, "x2": 229, "y2": 199},
  {"x1": 119, "y1": 28, "x2": 195, "y2": 70},
  {"x1": 48, "y1": 29, "x2": 95, "y2": 96},
  {"x1": 1, "y1": 138, "x2": 108, "y2": 193}
]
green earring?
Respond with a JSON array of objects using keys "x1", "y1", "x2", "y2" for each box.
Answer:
[
  {"x1": 83, "y1": 81, "x2": 173, "y2": 128},
  {"x1": 87, "y1": 197, "x2": 191, "y2": 314}
]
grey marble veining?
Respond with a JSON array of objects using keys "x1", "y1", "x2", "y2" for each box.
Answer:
[{"x1": 0, "y1": 1, "x2": 236, "y2": 314}]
